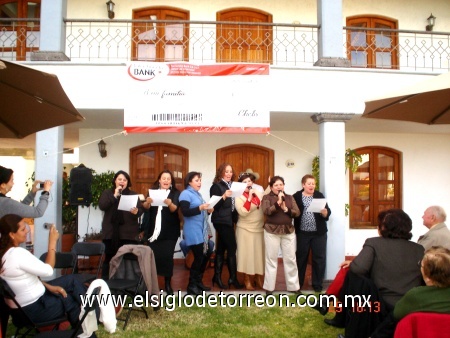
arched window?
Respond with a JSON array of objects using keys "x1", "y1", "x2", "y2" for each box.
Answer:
[
  {"x1": 0, "y1": 0, "x2": 40, "y2": 61},
  {"x1": 132, "y1": 6, "x2": 189, "y2": 62},
  {"x1": 216, "y1": 8, "x2": 273, "y2": 63},
  {"x1": 346, "y1": 15, "x2": 398, "y2": 69},
  {"x1": 349, "y1": 146, "x2": 402, "y2": 229},
  {"x1": 130, "y1": 143, "x2": 188, "y2": 195}
]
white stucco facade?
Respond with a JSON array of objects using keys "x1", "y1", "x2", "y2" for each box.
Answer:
[{"x1": 2, "y1": 0, "x2": 449, "y2": 281}]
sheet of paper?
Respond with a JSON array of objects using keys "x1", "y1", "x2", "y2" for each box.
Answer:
[
  {"x1": 118, "y1": 194, "x2": 139, "y2": 211},
  {"x1": 305, "y1": 198, "x2": 327, "y2": 213},
  {"x1": 207, "y1": 195, "x2": 222, "y2": 209},
  {"x1": 148, "y1": 189, "x2": 170, "y2": 206},
  {"x1": 230, "y1": 182, "x2": 247, "y2": 198}
]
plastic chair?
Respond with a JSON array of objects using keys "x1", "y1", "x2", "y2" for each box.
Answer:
[
  {"x1": 394, "y1": 312, "x2": 450, "y2": 338},
  {"x1": 39, "y1": 252, "x2": 77, "y2": 276},
  {"x1": 0, "y1": 278, "x2": 68, "y2": 338},
  {"x1": 71, "y1": 242, "x2": 105, "y2": 285},
  {"x1": 32, "y1": 286, "x2": 101, "y2": 338},
  {"x1": 106, "y1": 252, "x2": 148, "y2": 330}
]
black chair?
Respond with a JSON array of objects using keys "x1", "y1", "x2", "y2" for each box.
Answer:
[
  {"x1": 32, "y1": 286, "x2": 101, "y2": 338},
  {"x1": 106, "y1": 253, "x2": 148, "y2": 330},
  {"x1": 71, "y1": 242, "x2": 105, "y2": 285},
  {"x1": 39, "y1": 252, "x2": 77, "y2": 276},
  {"x1": 0, "y1": 278, "x2": 68, "y2": 338}
]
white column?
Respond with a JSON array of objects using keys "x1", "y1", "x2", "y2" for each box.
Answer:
[
  {"x1": 311, "y1": 113, "x2": 353, "y2": 280},
  {"x1": 33, "y1": 0, "x2": 68, "y2": 260},
  {"x1": 34, "y1": 127, "x2": 64, "y2": 258},
  {"x1": 41, "y1": 0, "x2": 66, "y2": 50},
  {"x1": 33, "y1": 0, "x2": 69, "y2": 60},
  {"x1": 315, "y1": 0, "x2": 350, "y2": 67}
]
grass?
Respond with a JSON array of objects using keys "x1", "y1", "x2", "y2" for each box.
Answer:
[{"x1": 6, "y1": 294, "x2": 343, "y2": 338}]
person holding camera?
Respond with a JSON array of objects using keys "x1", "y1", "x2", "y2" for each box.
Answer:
[
  {"x1": 261, "y1": 176, "x2": 301, "y2": 294},
  {"x1": 0, "y1": 165, "x2": 53, "y2": 219}
]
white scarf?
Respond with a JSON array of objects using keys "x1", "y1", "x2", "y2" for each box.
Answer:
[{"x1": 149, "y1": 206, "x2": 162, "y2": 242}]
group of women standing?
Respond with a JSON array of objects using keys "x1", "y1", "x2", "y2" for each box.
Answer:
[{"x1": 99, "y1": 163, "x2": 331, "y2": 295}]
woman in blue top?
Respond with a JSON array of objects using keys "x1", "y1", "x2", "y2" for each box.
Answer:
[{"x1": 179, "y1": 172, "x2": 213, "y2": 295}]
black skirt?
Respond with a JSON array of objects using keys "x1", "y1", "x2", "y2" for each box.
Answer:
[{"x1": 149, "y1": 239, "x2": 177, "y2": 277}]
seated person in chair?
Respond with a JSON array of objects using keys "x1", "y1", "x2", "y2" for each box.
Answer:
[
  {"x1": 0, "y1": 214, "x2": 87, "y2": 328},
  {"x1": 394, "y1": 246, "x2": 450, "y2": 320}
]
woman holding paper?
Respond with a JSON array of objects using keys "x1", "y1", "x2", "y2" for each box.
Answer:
[
  {"x1": 99, "y1": 170, "x2": 144, "y2": 279},
  {"x1": 140, "y1": 170, "x2": 181, "y2": 295},
  {"x1": 210, "y1": 163, "x2": 243, "y2": 289},
  {"x1": 293, "y1": 174, "x2": 331, "y2": 292},
  {"x1": 179, "y1": 171, "x2": 213, "y2": 295}
]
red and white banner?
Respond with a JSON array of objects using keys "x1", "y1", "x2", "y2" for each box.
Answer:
[{"x1": 124, "y1": 62, "x2": 270, "y2": 133}]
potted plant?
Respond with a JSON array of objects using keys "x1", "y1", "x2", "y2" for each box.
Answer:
[
  {"x1": 91, "y1": 170, "x2": 115, "y2": 209},
  {"x1": 83, "y1": 227, "x2": 103, "y2": 242}
]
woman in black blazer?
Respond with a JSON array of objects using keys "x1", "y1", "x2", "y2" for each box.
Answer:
[{"x1": 210, "y1": 163, "x2": 243, "y2": 289}]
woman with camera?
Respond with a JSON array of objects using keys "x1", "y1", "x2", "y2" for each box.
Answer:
[{"x1": 0, "y1": 165, "x2": 53, "y2": 219}]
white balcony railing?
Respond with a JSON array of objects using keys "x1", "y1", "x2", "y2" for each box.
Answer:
[{"x1": 0, "y1": 18, "x2": 449, "y2": 72}]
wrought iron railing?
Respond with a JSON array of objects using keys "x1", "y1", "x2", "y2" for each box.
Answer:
[{"x1": 1, "y1": 18, "x2": 449, "y2": 72}]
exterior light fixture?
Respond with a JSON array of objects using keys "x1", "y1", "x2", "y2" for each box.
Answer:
[
  {"x1": 106, "y1": 0, "x2": 115, "y2": 20},
  {"x1": 98, "y1": 139, "x2": 107, "y2": 158},
  {"x1": 426, "y1": 13, "x2": 436, "y2": 31}
]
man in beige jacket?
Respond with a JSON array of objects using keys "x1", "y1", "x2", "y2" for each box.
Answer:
[{"x1": 418, "y1": 206, "x2": 450, "y2": 250}]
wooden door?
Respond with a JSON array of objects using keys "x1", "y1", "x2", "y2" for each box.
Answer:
[
  {"x1": 216, "y1": 144, "x2": 273, "y2": 186},
  {"x1": 216, "y1": 8, "x2": 273, "y2": 64},
  {"x1": 132, "y1": 6, "x2": 189, "y2": 62},
  {"x1": 130, "y1": 143, "x2": 188, "y2": 196}
]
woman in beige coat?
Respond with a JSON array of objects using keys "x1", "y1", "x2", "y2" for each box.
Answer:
[{"x1": 235, "y1": 171, "x2": 265, "y2": 290}]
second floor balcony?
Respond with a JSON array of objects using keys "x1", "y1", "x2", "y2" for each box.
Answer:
[{"x1": 1, "y1": 18, "x2": 449, "y2": 72}]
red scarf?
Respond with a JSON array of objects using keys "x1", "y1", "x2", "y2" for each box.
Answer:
[{"x1": 243, "y1": 192, "x2": 261, "y2": 209}]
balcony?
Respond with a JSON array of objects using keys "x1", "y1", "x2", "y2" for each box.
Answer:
[{"x1": 0, "y1": 18, "x2": 449, "y2": 72}]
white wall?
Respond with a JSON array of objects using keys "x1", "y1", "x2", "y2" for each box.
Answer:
[
  {"x1": 345, "y1": 132, "x2": 450, "y2": 255},
  {"x1": 67, "y1": 0, "x2": 450, "y2": 32},
  {"x1": 77, "y1": 129, "x2": 450, "y2": 258}
]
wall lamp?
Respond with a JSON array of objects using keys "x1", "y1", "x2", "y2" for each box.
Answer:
[
  {"x1": 106, "y1": 0, "x2": 115, "y2": 19},
  {"x1": 98, "y1": 139, "x2": 107, "y2": 158},
  {"x1": 426, "y1": 13, "x2": 436, "y2": 31}
]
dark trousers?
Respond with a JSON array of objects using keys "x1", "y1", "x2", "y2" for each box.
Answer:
[
  {"x1": 296, "y1": 232, "x2": 327, "y2": 290},
  {"x1": 23, "y1": 274, "x2": 87, "y2": 326},
  {"x1": 189, "y1": 243, "x2": 206, "y2": 274},
  {"x1": 213, "y1": 223, "x2": 237, "y2": 258}
]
